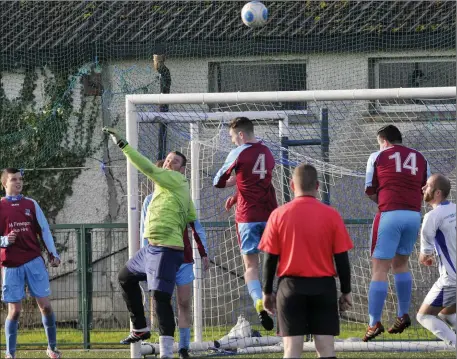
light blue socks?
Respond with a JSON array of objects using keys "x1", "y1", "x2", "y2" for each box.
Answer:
[
  {"x1": 368, "y1": 281, "x2": 388, "y2": 326},
  {"x1": 394, "y1": 272, "x2": 412, "y2": 317},
  {"x1": 5, "y1": 319, "x2": 18, "y2": 357},
  {"x1": 42, "y1": 312, "x2": 57, "y2": 350},
  {"x1": 247, "y1": 280, "x2": 262, "y2": 307},
  {"x1": 179, "y1": 327, "x2": 191, "y2": 350}
]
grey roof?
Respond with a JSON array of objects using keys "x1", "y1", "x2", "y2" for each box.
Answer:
[{"x1": 1, "y1": 1, "x2": 455, "y2": 66}]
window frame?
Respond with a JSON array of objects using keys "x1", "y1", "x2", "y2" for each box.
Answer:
[
  {"x1": 372, "y1": 57, "x2": 456, "y2": 113},
  {"x1": 208, "y1": 60, "x2": 308, "y2": 111}
]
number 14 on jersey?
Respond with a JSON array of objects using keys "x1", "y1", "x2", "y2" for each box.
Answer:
[{"x1": 388, "y1": 152, "x2": 418, "y2": 175}]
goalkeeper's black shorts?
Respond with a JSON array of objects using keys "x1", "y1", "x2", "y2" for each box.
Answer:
[{"x1": 276, "y1": 276, "x2": 340, "y2": 337}]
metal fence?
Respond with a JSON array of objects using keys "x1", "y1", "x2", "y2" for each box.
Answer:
[{"x1": 0, "y1": 221, "x2": 438, "y2": 349}]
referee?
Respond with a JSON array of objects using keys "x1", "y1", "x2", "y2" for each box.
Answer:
[{"x1": 259, "y1": 164, "x2": 353, "y2": 359}]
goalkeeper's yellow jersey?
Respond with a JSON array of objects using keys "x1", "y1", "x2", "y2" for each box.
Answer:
[{"x1": 122, "y1": 145, "x2": 196, "y2": 249}]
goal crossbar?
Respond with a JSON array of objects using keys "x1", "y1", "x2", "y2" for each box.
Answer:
[{"x1": 127, "y1": 86, "x2": 456, "y2": 105}]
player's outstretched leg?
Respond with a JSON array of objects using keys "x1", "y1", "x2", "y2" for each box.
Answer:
[
  {"x1": 243, "y1": 254, "x2": 274, "y2": 331},
  {"x1": 438, "y1": 306, "x2": 457, "y2": 331},
  {"x1": 416, "y1": 285, "x2": 456, "y2": 347},
  {"x1": 239, "y1": 223, "x2": 274, "y2": 331},
  {"x1": 417, "y1": 312, "x2": 456, "y2": 348},
  {"x1": 118, "y1": 265, "x2": 151, "y2": 344}
]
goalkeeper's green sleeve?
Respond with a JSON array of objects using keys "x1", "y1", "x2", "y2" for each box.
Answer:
[{"x1": 122, "y1": 144, "x2": 187, "y2": 191}]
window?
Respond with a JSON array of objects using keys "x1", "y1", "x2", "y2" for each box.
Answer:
[
  {"x1": 208, "y1": 61, "x2": 306, "y2": 111},
  {"x1": 371, "y1": 58, "x2": 456, "y2": 111}
]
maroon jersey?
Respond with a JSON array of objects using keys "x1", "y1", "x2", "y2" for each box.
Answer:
[
  {"x1": 214, "y1": 141, "x2": 278, "y2": 223},
  {"x1": 0, "y1": 196, "x2": 58, "y2": 267},
  {"x1": 365, "y1": 145, "x2": 430, "y2": 212}
]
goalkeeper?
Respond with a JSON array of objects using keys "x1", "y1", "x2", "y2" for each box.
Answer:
[{"x1": 103, "y1": 127, "x2": 196, "y2": 359}]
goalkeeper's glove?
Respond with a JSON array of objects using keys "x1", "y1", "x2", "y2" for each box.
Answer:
[{"x1": 102, "y1": 127, "x2": 128, "y2": 149}]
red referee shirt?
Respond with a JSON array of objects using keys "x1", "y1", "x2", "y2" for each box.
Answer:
[{"x1": 259, "y1": 196, "x2": 353, "y2": 278}]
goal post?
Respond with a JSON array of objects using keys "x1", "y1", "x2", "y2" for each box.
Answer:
[{"x1": 125, "y1": 87, "x2": 456, "y2": 357}]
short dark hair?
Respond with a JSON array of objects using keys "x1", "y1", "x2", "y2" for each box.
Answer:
[
  {"x1": 1, "y1": 168, "x2": 21, "y2": 182},
  {"x1": 433, "y1": 174, "x2": 451, "y2": 199},
  {"x1": 170, "y1": 151, "x2": 187, "y2": 168},
  {"x1": 229, "y1": 117, "x2": 254, "y2": 135},
  {"x1": 293, "y1": 164, "x2": 318, "y2": 192},
  {"x1": 377, "y1": 125, "x2": 402, "y2": 144},
  {"x1": 156, "y1": 159, "x2": 165, "y2": 168}
]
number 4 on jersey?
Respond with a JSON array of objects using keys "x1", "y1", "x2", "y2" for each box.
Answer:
[
  {"x1": 252, "y1": 154, "x2": 267, "y2": 179},
  {"x1": 388, "y1": 152, "x2": 418, "y2": 175}
]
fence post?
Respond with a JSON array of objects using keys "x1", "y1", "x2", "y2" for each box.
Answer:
[
  {"x1": 76, "y1": 225, "x2": 83, "y2": 344},
  {"x1": 78, "y1": 225, "x2": 93, "y2": 349},
  {"x1": 84, "y1": 226, "x2": 93, "y2": 349}
]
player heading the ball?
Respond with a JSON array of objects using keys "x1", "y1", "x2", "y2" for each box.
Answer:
[{"x1": 213, "y1": 117, "x2": 277, "y2": 331}]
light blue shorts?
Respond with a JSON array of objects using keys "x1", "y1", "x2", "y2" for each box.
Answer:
[
  {"x1": 370, "y1": 210, "x2": 421, "y2": 260},
  {"x1": 176, "y1": 263, "x2": 195, "y2": 287},
  {"x1": 1, "y1": 256, "x2": 51, "y2": 303},
  {"x1": 236, "y1": 222, "x2": 267, "y2": 255}
]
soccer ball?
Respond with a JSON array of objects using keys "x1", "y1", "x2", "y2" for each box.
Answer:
[{"x1": 241, "y1": 1, "x2": 268, "y2": 28}]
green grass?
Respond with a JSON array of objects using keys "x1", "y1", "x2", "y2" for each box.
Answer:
[
  {"x1": 1, "y1": 328, "x2": 455, "y2": 358},
  {"x1": 0, "y1": 325, "x2": 437, "y2": 349}
]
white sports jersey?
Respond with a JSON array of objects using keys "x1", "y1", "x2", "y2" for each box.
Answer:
[{"x1": 420, "y1": 201, "x2": 456, "y2": 286}]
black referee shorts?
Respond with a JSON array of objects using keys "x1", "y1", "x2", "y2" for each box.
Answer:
[{"x1": 277, "y1": 276, "x2": 339, "y2": 337}]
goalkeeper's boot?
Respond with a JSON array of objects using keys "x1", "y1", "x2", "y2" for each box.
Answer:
[
  {"x1": 387, "y1": 314, "x2": 411, "y2": 334},
  {"x1": 120, "y1": 330, "x2": 151, "y2": 344},
  {"x1": 255, "y1": 299, "x2": 274, "y2": 331},
  {"x1": 178, "y1": 348, "x2": 190, "y2": 358},
  {"x1": 362, "y1": 322, "x2": 385, "y2": 342},
  {"x1": 46, "y1": 347, "x2": 62, "y2": 359}
]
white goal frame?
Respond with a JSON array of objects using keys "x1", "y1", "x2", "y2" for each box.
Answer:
[{"x1": 125, "y1": 87, "x2": 456, "y2": 358}]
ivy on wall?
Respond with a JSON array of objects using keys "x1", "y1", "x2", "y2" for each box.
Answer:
[{"x1": 0, "y1": 65, "x2": 103, "y2": 222}]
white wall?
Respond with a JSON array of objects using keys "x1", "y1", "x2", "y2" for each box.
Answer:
[{"x1": 1, "y1": 49, "x2": 454, "y2": 224}]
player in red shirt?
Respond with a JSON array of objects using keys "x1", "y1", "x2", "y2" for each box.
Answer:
[
  {"x1": 259, "y1": 164, "x2": 353, "y2": 358},
  {"x1": 0, "y1": 168, "x2": 61, "y2": 359},
  {"x1": 364, "y1": 125, "x2": 430, "y2": 341},
  {"x1": 213, "y1": 117, "x2": 277, "y2": 330}
]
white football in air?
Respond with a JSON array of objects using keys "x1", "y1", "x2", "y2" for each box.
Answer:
[{"x1": 241, "y1": 1, "x2": 268, "y2": 28}]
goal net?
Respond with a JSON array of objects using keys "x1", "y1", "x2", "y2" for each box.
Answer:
[{"x1": 125, "y1": 87, "x2": 456, "y2": 356}]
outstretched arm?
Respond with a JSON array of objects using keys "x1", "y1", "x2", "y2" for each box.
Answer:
[{"x1": 103, "y1": 127, "x2": 186, "y2": 191}]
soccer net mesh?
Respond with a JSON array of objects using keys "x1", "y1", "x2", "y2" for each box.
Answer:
[{"x1": 125, "y1": 91, "x2": 455, "y2": 354}]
